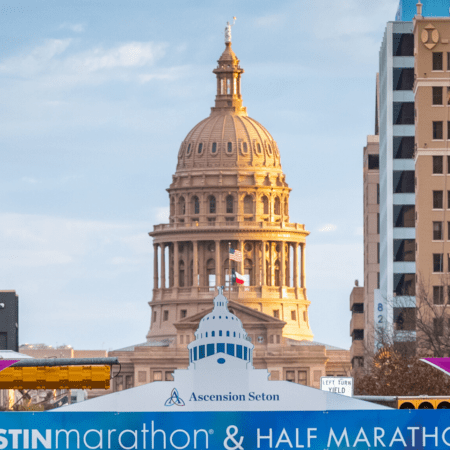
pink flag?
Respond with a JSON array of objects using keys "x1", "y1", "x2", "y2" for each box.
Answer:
[
  {"x1": 0, "y1": 360, "x2": 19, "y2": 372},
  {"x1": 421, "y1": 357, "x2": 450, "y2": 376}
]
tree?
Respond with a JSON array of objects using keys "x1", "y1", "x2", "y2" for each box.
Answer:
[{"x1": 355, "y1": 346, "x2": 450, "y2": 396}]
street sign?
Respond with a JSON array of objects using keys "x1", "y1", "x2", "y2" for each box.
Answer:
[{"x1": 320, "y1": 376, "x2": 354, "y2": 397}]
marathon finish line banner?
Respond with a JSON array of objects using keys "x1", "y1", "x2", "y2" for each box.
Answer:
[{"x1": 2, "y1": 410, "x2": 450, "y2": 449}]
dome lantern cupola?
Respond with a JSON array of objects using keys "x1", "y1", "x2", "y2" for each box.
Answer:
[{"x1": 211, "y1": 22, "x2": 246, "y2": 115}]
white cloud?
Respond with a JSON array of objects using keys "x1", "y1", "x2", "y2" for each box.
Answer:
[
  {"x1": 0, "y1": 213, "x2": 151, "y2": 270},
  {"x1": 67, "y1": 42, "x2": 166, "y2": 73},
  {"x1": 138, "y1": 65, "x2": 188, "y2": 84},
  {"x1": 155, "y1": 207, "x2": 170, "y2": 222},
  {"x1": 318, "y1": 224, "x2": 337, "y2": 232},
  {"x1": 0, "y1": 39, "x2": 72, "y2": 77},
  {"x1": 59, "y1": 23, "x2": 85, "y2": 33},
  {"x1": 0, "y1": 39, "x2": 168, "y2": 86}
]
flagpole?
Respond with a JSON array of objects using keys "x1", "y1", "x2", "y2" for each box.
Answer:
[{"x1": 228, "y1": 242, "x2": 230, "y2": 297}]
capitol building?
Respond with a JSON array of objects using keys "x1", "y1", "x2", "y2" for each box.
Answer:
[{"x1": 109, "y1": 28, "x2": 350, "y2": 390}]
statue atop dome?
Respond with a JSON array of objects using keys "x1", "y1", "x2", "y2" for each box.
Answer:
[{"x1": 224, "y1": 17, "x2": 236, "y2": 43}]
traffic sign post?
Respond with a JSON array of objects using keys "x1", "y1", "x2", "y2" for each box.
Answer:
[{"x1": 320, "y1": 376, "x2": 354, "y2": 397}]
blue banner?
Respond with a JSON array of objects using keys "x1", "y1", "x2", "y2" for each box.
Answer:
[{"x1": 1, "y1": 410, "x2": 450, "y2": 449}]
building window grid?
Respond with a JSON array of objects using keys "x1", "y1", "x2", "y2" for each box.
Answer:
[
  {"x1": 433, "y1": 121, "x2": 443, "y2": 140},
  {"x1": 433, "y1": 52, "x2": 443, "y2": 71},
  {"x1": 434, "y1": 221, "x2": 443, "y2": 240},
  {"x1": 434, "y1": 286, "x2": 444, "y2": 305},
  {"x1": 433, "y1": 253, "x2": 444, "y2": 273},
  {"x1": 433, "y1": 191, "x2": 444, "y2": 209},
  {"x1": 433, "y1": 156, "x2": 443, "y2": 174},
  {"x1": 433, "y1": 87, "x2": 443, "y2": 105}
]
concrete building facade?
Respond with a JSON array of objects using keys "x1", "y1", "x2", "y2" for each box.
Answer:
[{"x1": 377, "y1": 20, "x2": 416, "y2": 353}]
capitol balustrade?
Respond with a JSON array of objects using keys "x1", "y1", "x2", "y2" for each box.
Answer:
[
  {"x1": 152, "y1": 286, "x2": 305, "y2": 301},
  {"x1": 153, "y1": 221, "x2": 305, "y2": 232}
]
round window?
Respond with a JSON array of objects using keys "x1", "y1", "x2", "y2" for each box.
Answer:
[
  {"x1": 257, "y1": 336, "x2": 264, "y2": 343},
  {"x1": 245, "y1": 243, "x2": 252, "y2": 252},
  {"x1": 208, "y1": 243, "x2": 215, "y2": 252}
]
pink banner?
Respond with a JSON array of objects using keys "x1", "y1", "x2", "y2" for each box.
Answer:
[{"x1": 421, "y1": 357, "x2": 450, "y2": 376}]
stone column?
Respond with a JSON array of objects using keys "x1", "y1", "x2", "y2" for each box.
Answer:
[
  {"x1": 294, "y1": 243, "x2": 299, "y2": 288},
  {"x1": 280, "y1": 241, "x2": 285, "y2": 287},
  {"x1": 160, "y1": 244, "x2": 165, "y2": 289},
  {"x1": 153, "y1": 243, "x2": 159, "y2": 289},
  {"x1": 174, "y1": 242, "x2": 179, "y2": 288},
  {"x1": 262, "y1": 241, "x2": 266, "y2": 286},
  {"x1": 270, "y1": 243, "x2": 274, "y2": 286},
  {"x1": 193, "y1": 240, "x2": 199, "y2": 287},
  {"x1": 301, "y1": 243, "x2": 306, "y2": 288},
  {"x1": 215, "y1": 240, "x2": 221, "y2": 286},
  {"x1": 255, "y1": 242, "x2": 260, "y2": 286}
]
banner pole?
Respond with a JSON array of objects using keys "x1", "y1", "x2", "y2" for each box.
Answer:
[{"x1": 228, "y1": 242, "x2": 231, "y2": 299}]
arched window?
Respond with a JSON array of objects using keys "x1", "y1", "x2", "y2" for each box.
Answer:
[
  {"x1": 170, "y1": 197, "x2": 175, "y2": 217},
  {"x1": 186, "y1": 143, "x2": 191, "y2": 155},
  {"x1": 192, "y1": 196, "x2": 200, "y2": 215},
  {"x1": 209, "y1": 196, "x2": 216, "y2": 214},
  {"x1": 179, "y1": 260, "x2": 185, "y2": 287},
  {"x1": 274, "y1": 197, "x2": 281, "y2": 215},
  {"x1": 262, "y1": 196, "x2": 269, "y2": 215},
  {"x1": 198, "y1": 143, "x2": 203, "y2": 154},
  {"x1": 212, "y1": 142, "x2": 217, "y2": 153},
  {"x1": 284, "y1": 198, "x2": 288, "y2": 216},
  {"x1": 243, "y1": 142, "x2": 248, "y2": 154},
  {"x1": 227, "y1": 142, "x2": 232, "y2": 153},
  {"x1": 226, "y1": 195, "x2": 234, "y2": 214},
  {"x1": 179, "y1": 197, "x2": 185, "y2": 215},
  {"x1": 257, "y1": 143, "x2": 262, "y2": 154},
  {"x1": 244, "y1": 195, "x2": 253, "y2": 215}
]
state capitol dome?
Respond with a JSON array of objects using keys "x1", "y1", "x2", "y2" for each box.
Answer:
[
  {"x1": 175, "y1": 41, "x2": 282, "y2": 175},
  {"x1": 149, "y1": 27, "x2": 313, "y2": 344},
  {"x1": 108, "y1": 25, "x2": 352, "y2": 396}
]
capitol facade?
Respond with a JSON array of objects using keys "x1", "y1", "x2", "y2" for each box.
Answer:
[{"x1": 110, "y1": 30, "x2": 350, "y2": 390}]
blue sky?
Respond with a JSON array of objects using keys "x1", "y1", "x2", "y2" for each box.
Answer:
[{"x1": 1, "y1": 0, "x2": 400, "y2": 351}]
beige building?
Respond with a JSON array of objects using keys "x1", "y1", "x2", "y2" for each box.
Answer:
[
  {"x1": 110, "y1": 37, "x2": 350, "y2": 390},
  {"x1": 350, "y1": 81, "x2": 380, "y2": 371},
  {"x1": 414, "y1": 10, "x2": 450, "y2": 350}
]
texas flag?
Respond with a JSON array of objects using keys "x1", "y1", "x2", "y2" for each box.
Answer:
[{"x1": 232, "y1": 268, "x2": 245, "y2": 285}]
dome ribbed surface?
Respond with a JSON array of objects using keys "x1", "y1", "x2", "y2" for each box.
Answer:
[{"x1": 176, "y1": 112, "x2": 282, "y2": 173}]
